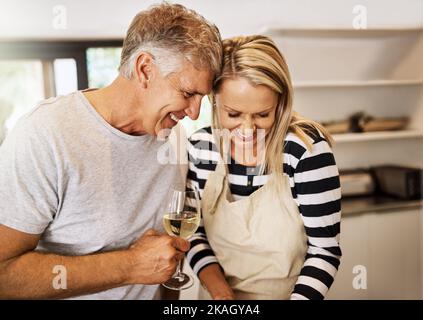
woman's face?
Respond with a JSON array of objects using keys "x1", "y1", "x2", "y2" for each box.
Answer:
[{"x1": 216, "y1": 77, "x2": 278, "y2": 150}]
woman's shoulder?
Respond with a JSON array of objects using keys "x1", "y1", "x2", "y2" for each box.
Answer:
[
  {"x1": 284, "y1": 128, "x2": 333, "y2": 160},
  {"x1": 187, "y1": 126, "x2": 219, "y2": 161},
  {"x1": 188, "y1": 126, "x2": 213, "y2": 144},
  {"x1": 284, "y1": 130, "x2": 337, "y2": 184}
]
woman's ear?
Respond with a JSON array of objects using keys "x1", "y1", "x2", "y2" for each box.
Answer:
[{"x1": 134, "y1": 52, "x2": 154, "y2": 89}]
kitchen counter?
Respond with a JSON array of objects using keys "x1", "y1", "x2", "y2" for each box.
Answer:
[{"x1": 342, "y1": 195, "x2": 423, "y2": 215}]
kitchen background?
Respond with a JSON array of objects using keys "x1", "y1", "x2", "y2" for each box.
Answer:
[{"x1": 0, "y1": 0, "x2": 422, "y2": 299}]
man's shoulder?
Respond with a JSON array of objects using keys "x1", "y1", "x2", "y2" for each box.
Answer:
[
  {"x1": 10, "y1": 91, "x2": 85, "y2": 142},
  {"x1": 22, "y1": 92, "x2": 80, "y2": 125},
  {"x1": 0, "y1": 92, "x2": 86, "y2": 155}
]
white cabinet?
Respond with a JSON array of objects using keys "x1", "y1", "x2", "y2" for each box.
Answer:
[
  {"x1": 368, "y1": 209, "x2": 422, "y2": 299},
  {"x1": 326, "y1": 208, "x2": 422, "y2": 300},
  {"x1": 325, "y1": 211, "x2": 371, "y2": 299}
]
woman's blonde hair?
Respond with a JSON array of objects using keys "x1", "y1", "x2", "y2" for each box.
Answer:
[{"x1": 210, "y1": 35, "x2": 333, "y2": 176}]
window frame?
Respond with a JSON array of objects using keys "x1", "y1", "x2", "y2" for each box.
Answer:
[{"x1": 0, "y1": 40, "x2": 123, "y2": 90}]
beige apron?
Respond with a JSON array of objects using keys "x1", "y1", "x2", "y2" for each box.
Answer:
[{"x1": 199, "y1": 150, "x2": 308, "y2": 300}]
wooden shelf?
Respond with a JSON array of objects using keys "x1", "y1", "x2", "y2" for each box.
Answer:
[
  {"x1": 334, "y1": 130, "x2": 423, "y2": 143},
  {"x1": 293, "y1": 79, "x2": 423, "y2": 88}
]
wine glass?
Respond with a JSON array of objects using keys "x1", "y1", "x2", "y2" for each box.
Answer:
[{"x1": 162, "y1": 188, "x2": 201, "y2": 290}]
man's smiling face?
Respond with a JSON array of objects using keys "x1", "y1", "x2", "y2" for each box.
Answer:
[{"x1": 140, "y1": 60, "x2": 214, "y2": 136}]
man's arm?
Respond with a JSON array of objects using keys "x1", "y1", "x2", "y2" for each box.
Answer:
[{"x1": 0, "y1": 225, "x2": 189, "y2": 299}]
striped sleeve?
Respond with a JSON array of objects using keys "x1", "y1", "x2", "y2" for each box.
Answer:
[
  {"x1": 290, "y1": 135, "x2": 342, "y2": 300},
  {"x1": 185, "y1": 128, "x2": 220, "y2": 275}
]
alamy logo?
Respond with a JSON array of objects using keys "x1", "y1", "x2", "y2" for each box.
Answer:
[
  {"x1": 52, "y1": 265, "x2": 67, "y2": 290},
  {"x1": 352, "y1": 265, "x2": 367, "y2": 290},
  {"x1": 352, "y1": 5, "x2": 368, "y2": 30},
  {"x1": 52, "y1": 5, "x2": 67, "y2": 30}
]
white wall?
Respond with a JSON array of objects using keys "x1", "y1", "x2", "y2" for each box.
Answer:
[{"x1": 0, "y1": 0, "x2": 422, "y2": 40}]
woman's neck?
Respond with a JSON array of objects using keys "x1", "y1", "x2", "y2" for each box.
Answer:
[{"x1": 230, "y1": 142, "x2": 264, "y2": 167}]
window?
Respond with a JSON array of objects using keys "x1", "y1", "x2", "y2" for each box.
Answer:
[
  {"x1": 0, "y1": 40, "x2": 122, "y2": 140},
  {"x1": 87, "y1": 47, "x2": 122, "y2": 88},
  {"x1": 0, "y1": 40, "x2": 213, "y2": 141},
  {"x1": 0, "y1": 60, "x2": 45, "y2": 138},
  {"x1": 54, "y1": 59, "x2": 78, "y2": 96}
]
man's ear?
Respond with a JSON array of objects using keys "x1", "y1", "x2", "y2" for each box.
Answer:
[{"x1": 134, "y1": 52, "x2": 155, "y2": 88}]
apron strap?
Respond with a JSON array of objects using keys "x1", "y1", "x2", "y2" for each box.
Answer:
[
  {"x1": 203, "y1": 129, "x2": 233, "y2": 215},
  {"x1": 205, "y1": 157, "x2": 230, "y2": 215}
]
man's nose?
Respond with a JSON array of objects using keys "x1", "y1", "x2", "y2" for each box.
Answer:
[{"x1": 184, "y1": 97, "x2": 202, "y2": 120}]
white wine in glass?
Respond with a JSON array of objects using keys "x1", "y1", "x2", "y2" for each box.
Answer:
[
  {"x1": 162, "y1": 189, "x2": 201, "y2": 290},
  {"x1": 163, "y1": 212, "x2": 200, "y2": 240}
]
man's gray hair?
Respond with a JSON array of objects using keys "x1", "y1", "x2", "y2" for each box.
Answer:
[{"x1": 119, "y1": 3, "x2": 222, "y2": 78}]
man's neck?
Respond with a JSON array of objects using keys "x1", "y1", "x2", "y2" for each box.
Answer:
[{"x1": 83, "y1": 76, "x2": 146, "y2": 135}]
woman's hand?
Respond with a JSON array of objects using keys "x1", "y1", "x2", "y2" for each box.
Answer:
[
  {"x1": 213, "y1": 291, "x2": 235, "y2": 300},
  {"x1": 198, "y1": 263, "x2": 235, "y2": 300}
]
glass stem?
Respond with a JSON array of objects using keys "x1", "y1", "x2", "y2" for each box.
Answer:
[{"x1": 176, "y1": 256, "x2": 184, "y2": 278}]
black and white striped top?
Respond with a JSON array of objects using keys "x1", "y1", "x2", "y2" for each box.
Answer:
[{"x1": 186, "y1": 126, "x2": 342, "y2": 300}]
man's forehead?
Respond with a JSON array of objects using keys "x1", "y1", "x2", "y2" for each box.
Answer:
[
  {"x1": 179, "y1": 65, "x2": 214, "y2": 95},
  {"x1": 189, "y1": 76, "x2": 213, "y2": 95}
]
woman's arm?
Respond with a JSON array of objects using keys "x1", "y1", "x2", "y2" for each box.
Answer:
[
  {"x1": 185, "y1": 132, "x2": 234, "y2": 299},
  {"x1": 186, "y1": 215, "x2": 234, "y2": 299},
  {"x1": 198, "y1": 264, "x2": 235, "y2": 300},
  {"x1": 288, "y1": 135, "x2": 342, "y2": 300}
]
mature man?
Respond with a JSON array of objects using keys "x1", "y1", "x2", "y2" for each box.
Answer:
[
  {"x1": 0, "y1": 99, "x2": 13, "y2": 144},
  {"x1": 0, "y1": 3, "x2": 222, "y2": 299}
]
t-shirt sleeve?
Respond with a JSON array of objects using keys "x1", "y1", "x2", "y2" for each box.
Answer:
[{"x1": 0, "y1": 119, "x2": 58, "y2": 234}]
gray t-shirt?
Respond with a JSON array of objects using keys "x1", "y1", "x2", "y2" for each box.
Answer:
[{"x1": 0, "y1": 91, "x2": 183, "y2": 299}]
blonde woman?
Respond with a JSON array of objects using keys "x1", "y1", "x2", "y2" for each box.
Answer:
[{"x1": 186, "y1": 35, "x2": 342, "y2": 300}]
